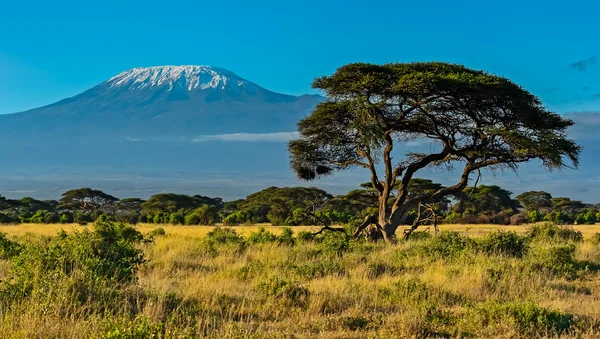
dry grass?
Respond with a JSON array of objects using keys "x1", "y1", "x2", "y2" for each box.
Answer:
[
  {"x1": 2, "y1": 222, "x2": 600, "y2": 238},
  {"x1": 2, "y1": 223, "x2": 600, "y2": 338}
]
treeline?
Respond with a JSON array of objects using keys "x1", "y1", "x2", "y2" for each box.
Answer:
[{"x1": 0, "y1": 182, "x2": 598, "y2": 226}]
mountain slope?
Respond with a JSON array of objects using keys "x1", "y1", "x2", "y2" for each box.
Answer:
[{"x1": 0, "y1": 65, "x2": 324, "y2": 139}]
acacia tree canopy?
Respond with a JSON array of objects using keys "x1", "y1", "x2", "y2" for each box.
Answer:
[{"x1": 288, "y1": 62, "x2": 581, "y2": 242}]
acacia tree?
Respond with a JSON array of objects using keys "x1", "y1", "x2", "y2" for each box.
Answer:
[{"x1": 288, "y1": 62, "x2": 581, "y2": 242}]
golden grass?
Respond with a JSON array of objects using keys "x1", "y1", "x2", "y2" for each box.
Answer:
[
  {"x1": 2, "y1": 222, "x2": 600, "y2": 238},
  {"x1": 2, "y1": 222, "x2": 600, "y2": 337}
]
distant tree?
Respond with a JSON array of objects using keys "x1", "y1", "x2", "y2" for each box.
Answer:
[
  {"x1": 289, "y1": 62, "x2": 581, "y2": 242},
  {"x1": 516, "y1": 191, "x2": 553, "y2": 213},
  {"x1": 454, "y1": 185, "x2": 520, "y2": 216},
  {"x1": 114, "y1": 198, "x2": 145, "y2": 224},
  {"x1": 58, "y1": 188, "x2": 118, "y2": 217},
  {"x1": 141, "y1": 193, "x2": 222, "y2": 216}
]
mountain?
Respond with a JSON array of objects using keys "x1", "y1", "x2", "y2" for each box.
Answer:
[{"x1": 0, "y1": 65, "x2": 323, "y2": 140}]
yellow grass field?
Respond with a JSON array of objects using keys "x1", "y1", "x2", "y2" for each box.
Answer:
[
  {"x1": 3, "y1": 222, "x2": 600, "y2": 337},
  {"x1": 2, "y1": 222, "x2": 600, "y2": 238}
]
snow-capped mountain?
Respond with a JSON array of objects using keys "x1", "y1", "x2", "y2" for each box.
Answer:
[
  {"x1": 106, "y1": 65, "x2": 260, "y2": 93},
  {"x1": 0, "y1": 65, "x2": 324, "y2": 138}
]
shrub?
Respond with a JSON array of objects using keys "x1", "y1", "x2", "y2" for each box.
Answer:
[
  {"x1": 527, "y1": 223, "x2": 583, "y2": 243},
  {"x1": 204, "y1": 227, "x2": 245, "y2": 247},
  {"x1": 477, "y1": 231, "x2": 530, "y2": 257},
  {"x1": 277, "y1": 227, "x2": 295, "y2": 246},
  {"x1": 416, "y1": 231, "x2": 475, "y2": 259},
  {"x1": 319, "y1": 231, "x2": 351, "y2": 256},
  {"x1": 0, "y1": 232, "x2": 22, "y2": 259},
  {"x1": 467, "y1": 300, "x2": 575, "y2": 335},
  {"x1": 248, "y1": 227, "x2": 278, "y2": 244},
  {"x1": 297, "y1": 230, "x2": 314, "y2": 242},
  {"x1": 147, "y1": 227, "x2": 166, "y2": 239},
  {"x1": 2, "y1": 221, "x2": 146, "y2": 306},
  {"x1": 528, "y1": 244, "x2": 579, "y2": 278}
]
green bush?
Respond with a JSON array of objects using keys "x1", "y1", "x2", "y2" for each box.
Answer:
[
  {"x1": 296, "y1": 230, "x2": 314, "y2": 242},
  {"x1": 467, "y1": 300, "x2": 574, "y2": 335},
  {"x1": 204, "y1": 226, "x2": 246, "y2": 245},
  {"x1": 416, "y1": 231, "x2": 475, "y2": 259},
  {"x1": 528, "y1": 244, "x2": 579, "y2": 278},
  {"x1": 0, "y1": 232, "x2": 22, "y2": 259},
  {"x1": 319, "y1": 231, "x2": 351, "y2": 256},
  {"x1": 2, "y1": 222, "x2": 146, "y2": 308},
  {"x1": 147, "y1": 227, "x2": 166, "y2": 239},
  {"x1": 102, "y1": 316, "x2": 166, "y2": 339},
  {"x1": 527, "y1": 223, "x2": 583, "y2": 243},
  {"x1": 248, "y1": 227, "x2": 278, "y2": 244},
  {"x1": 277, "y1": 227, "x2": 295, "y2": 246},
  {"x1": 477, "y1": 231, "x2": 530, "y2": 257}
]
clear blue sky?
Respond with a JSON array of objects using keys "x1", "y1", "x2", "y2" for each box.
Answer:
[{"x1": 1, "y1": 0, "x2": 599, "y2": 114}]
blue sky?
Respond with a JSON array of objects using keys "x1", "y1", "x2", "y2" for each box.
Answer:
[{"x1": 1, "y1": 0, "x2": 599, "y2": 114}]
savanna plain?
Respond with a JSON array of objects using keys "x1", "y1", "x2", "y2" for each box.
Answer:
[{"x1": 2, "y1": 222, "x2": 600, "y2": 338}]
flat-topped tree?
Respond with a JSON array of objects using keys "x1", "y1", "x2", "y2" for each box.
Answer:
[{"x1": 288, "y1": 62, "x2": 581, "y2": 242}]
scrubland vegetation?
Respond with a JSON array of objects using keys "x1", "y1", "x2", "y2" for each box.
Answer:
[{"x1": 1, "y1": 222, "x2": 600, "y2": 338}]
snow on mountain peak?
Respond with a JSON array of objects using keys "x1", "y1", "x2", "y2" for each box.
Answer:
[{"x1": 106, "y1": 65, "x2": 257, "y2": 92}]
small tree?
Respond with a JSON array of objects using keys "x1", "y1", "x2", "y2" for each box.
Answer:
[{"x1": 289, "y1": 62, "x2": 581, "y2": 242}]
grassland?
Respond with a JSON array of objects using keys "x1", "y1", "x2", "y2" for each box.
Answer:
[{"x1": 2, "y1": 223, "x2": 600, "y2": 338}]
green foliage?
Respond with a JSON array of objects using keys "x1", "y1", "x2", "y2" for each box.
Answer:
[
  {"x1": 277, "y1": 227, "x2": 295, "y2": 246},
  {"x1": 528, "y1": 210, "x2": 544, "y2": 223},
  {"x1": 467, "y1": 300, "x2": 574, "y2": 335},
  {"x1": 296, "y1": 230, "x2": 314, "y2": 242},
  {"x1": 416, "y1": 231, "x2": 475, "y2": 259},
  {"x1": 2, "y1": 222, "x2": 145, "y2": 306},
  {"x1": 0, "y1": 232, "x2": 22, "y2": 259},
  {"x1": 318, "y1": 231, "x2": 351, "y2": 256},
  {"x1": 222, "y1": 211, "x2": 249, "y2": 225},
  {"x1": 102, "y1": 316, "x2": 165, "y2": 339},
  {"x1": 248, "y1": 227, "x2": 278, "y2": 244},
  {"x1": 477, "y1": 231, "x2": 530, "y2": 258},
  {"x1": 147, "y1": 227, "x2": 166, "y2": 239},
  {"x1": 528, "y1": 244, "x2": 579, "y2": 278},
  {"x1": 202, "y1": 227, "x2": 246, "y2": 254},
  {"x1": 169, "y1": 209, "x2": 186, "y2": 225},
  {"x1": 75, "y1": 213, "x2": 93, "y2": 225},
  {"x1": 59, "y1": 213, "x2": 73, "y2": 223},
  {"x1": 527, "y1": 223, "x2": 583, "y2": 243},
  {"x1": 140, "y1": 193, "x2": 223, "y2": 216}
]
